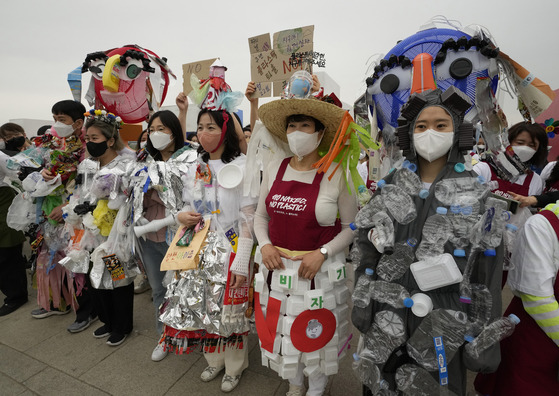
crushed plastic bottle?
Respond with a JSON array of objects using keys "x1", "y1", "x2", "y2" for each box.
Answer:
[
  {"x1": 378, "y1": 181, "x2": 417, "y2": 225},
  {"x1": 369, "y1": 280, "x2": 414, "y2": 309},
  {"x1": 364, "y1": 310, "x2": 407, "y2": 364},
  {"x1": 434, "y1": 176, "x2": 489, "y2": 206},
  {"x1": 448, "y1": 197, "x2": 480, "y2": 257},
  {"x1": 464, "y1": 314, "x2": 520, "y2": 359},
  {"x1": 406, "y1": 309, "x2": 469, "y2": 371},
  {"x1": 470, "y1": 196, "x2": 509, "y2": 256},
  {"x1": 355, "y1": 194, "x2": 387, "y2": 229},
  {"x1": 352, "y1": 353, "x2": 389, "y2": 394},
  {"x1": 465, "y1": 283, "x2": 493, "y2": 337},
  {"x1": 393, "y1": 161, "x2": 425, "y2": 196},
  {"x1": 357, "y1": 184, "x2": 373, "y2": 207},
  {"x1": 376, "y1": 238, "x2": 417, "y2": 282},
  {"x1": 415, "y1": 207, "x2": 452, "y2": 260},
  {"x1": 503, "y1": 223, "x2": 518, "y2": 270},
  {"x1": 369, "y1": 211, "x2": 395, "y2": 254},
  {"x1": 396, "y1": 364, "x2": 458, "y2": 396},
  {"x1": 352, "y1": 268, "x2": 374, "y2": 308}
]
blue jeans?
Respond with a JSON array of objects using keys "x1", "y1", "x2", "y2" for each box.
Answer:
[{"x1": 138, "y1": 238, "x2": 168, "y2": 335}]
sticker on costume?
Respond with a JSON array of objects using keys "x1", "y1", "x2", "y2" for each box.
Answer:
[
  {"x1": 290, "y1": 309, "x2": 336, "y2": 352},
  {"x1": 103, "y1": 254, "x2": 125, "y2": 281}
]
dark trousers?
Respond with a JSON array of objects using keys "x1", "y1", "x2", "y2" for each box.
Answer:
[
  {"x1": 92, "y1": 283, "x2": 134, "y2": 335},
  {"x1": 74, "y1": 274, "x2": 96, "y2": 322},
  {"x1": 0, "y1": 244, "x2": 28, "y2": 305}
]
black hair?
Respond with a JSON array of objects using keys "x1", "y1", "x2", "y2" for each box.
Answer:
[
  {"x1": 243, "y1": 124, "x2": 252, "y2": 132},
  {"x1": 197, "y1": 109, "x2": 241, "y2": 164},
  {"x1": 145, "y1": 110, "x2": 185, "y2": 161},
  {"x1": 0, "y1": 122, "x2": 25, "y2": 139},
  {"x1": 136, "y1": 129, "x2": 148, "y2": 153},
  {"x1": 51, "y1": 100, "x2": 86, "y2": 122},
  {"x1": 285, "y1": 114, "x2": 325, "y2": 132},
  {"x1": 508, "y1": 122, "x2": 548, "y2": 168},
  {"x1": 37, "y1": 125, "x2": 52, "y2": 136},
  {"x1": 85, "y1": 118, "x2": 124, "y2": 151}
]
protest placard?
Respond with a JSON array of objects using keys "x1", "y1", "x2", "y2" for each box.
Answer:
[{"x1": 182, "y1": 58, "x2": 217, "y2": 94}]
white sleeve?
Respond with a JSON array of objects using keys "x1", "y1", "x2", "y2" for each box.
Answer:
[
  {"x1": 322, "y1": 180, "x2": 358, "y2": 257},
  {"x1": 473, "y1": 161, "x2": 491, "y2": 182},
  {"x1": 540, "y1": 161, "x2": 556, "y2": 183},
  {"x1": 507, "y1": 214, "x2": 559, "y2": 296},
  {"x1": 528, "y1": 172, "x2": 544, "y2": 196},
  {"x1": 253, "y1": 163, "x2": 273, "y2": 248}
]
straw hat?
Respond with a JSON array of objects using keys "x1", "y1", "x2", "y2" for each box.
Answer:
[{"x1": 259, "y1": 97, "x2": 346, "y2": 152}]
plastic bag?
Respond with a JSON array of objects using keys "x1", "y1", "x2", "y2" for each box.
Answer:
[{"x1": 6, "y1": 192, "x2": 36, "y2": 231}]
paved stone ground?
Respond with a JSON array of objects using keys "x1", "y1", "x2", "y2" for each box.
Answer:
[{"x1": 0, "y1": 271, "x2": 512, "y2": 395}]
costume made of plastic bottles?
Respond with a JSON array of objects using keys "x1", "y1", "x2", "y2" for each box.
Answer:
[
  {"x1": 158, "y1": 154, "x2": 257, "y2": 354},
  {"x1": 352, "y1": 88, "x2": 505, "y2": 396}
]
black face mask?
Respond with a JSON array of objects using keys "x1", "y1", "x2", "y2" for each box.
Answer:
[
  {"x1": 5, "y1": 136, "x2": 26, "y2": 151},
  {"x1": 86, "y1": 141, "x2": 108, "y2": 158}
]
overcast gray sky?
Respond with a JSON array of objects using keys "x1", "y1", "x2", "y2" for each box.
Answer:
[{"x1": 1, "y1": 0, "x2": 557, "y2": 128}]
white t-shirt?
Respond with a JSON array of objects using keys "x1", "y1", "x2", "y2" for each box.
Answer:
[
  {"x1": 540, "y1": 161, "x2": 556, "y2": 184},
  {"x1": 473, "y1": 161, "x2": 544, "y2": 197},
  {"x1": 507, "y1": 213, "x2": 559, "y2": 297}
]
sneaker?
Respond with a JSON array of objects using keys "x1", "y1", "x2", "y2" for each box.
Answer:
[
  {"x1": 221, "y1": 374, "x2": 241, "y2": 393},
  {"x1": 31, "y1": 306, "x2": 71, "y2": 319},
  {"x1": 286, "y1": 384, "x2": 306, "y2": 396},
  {"x1": 106, "y1": 332, "x2": 127, "y2": 346},
  {"x1": 151, "y1": 343, "x2": 168, "y2": 362},
  {"x1": 0, "y1": 300, "x2": 27, "y2": 317},
  {"x1": 200, "y1": 366, "x2": 224, "y2": 382},
  {"x1": 67, "y1": 315, "x2": 98, "y2": 333},
  {"x1": 134, "y1": 277, "x2": 151, "y2": 294},
  {"x1": 93, "y1": 325, "x2": 111, "y2": 338}
]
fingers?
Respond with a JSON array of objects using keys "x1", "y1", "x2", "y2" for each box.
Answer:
[{"x1": 230, "y1": 274, "x2": 247, "y2": 289}]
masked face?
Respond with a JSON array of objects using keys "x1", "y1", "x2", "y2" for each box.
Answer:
[
  {"x1": 51, "y1": 120, "x2": 76, "y2": 138},
  {"x1": 286, "y1": 117, "x2": 323, "y2": 161},
  {"x1": 197, "y1": 113, "x2": 226, "y2": 153},
  {"x1": 5, "y1": 136, "x2": 26, "y2": 151},
  {"x1": 85, "y1": 126, "x2": 111, "y2": 158},
  {"x1": 149, "y1": 132, "x2": 173, "y2": 151},
  {"x1": 510, "y1": 131, "x2": 539, "y2": 163},
  {"x1": 512, "y1": 145, "x2": 536, "y2": 163},
  {"x1": 413, "y1": 106, "x2": 454, "y2": 162}
]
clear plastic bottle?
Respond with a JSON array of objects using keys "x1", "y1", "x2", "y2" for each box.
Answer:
[
  {"x1": 349, "y1": 223, "x2": 361, "y2": 268},
  {"x1": 406, "y1": 309, "x2": 469, "y2": 371},
  {"x1": 369, "y1": 211, "x2": 395, "y2": 254},
  {"x1": 352, "y1": 353, "x2": 389, "y2": 394},
  {"x1": 448, "y1": 199, "x2": 479, "y2": 257},
  {"x1": 376, "y1": 238, "x2": 417, "y2": 281},
  {"x1": 352, "y1": 268, "x2": 375, "y2": 308},
  {"x1": 434, "y1": 176, "x2": 489, "y2": 206},
  {"x1": 470, "y1": 196, "x2": 509, "y2": 256},
  {"x1": 503, "y1": 223, "x2": 518, "y2": 270},
  {"x1": 378, "y1": 181, "x2": 417, "y2": 225},
  {"x1": 355, "y1": 194, "x2": 387, "y2": 229},
  {"x1": 396, "y1": 364, "x2": 458, "y2": 396},
  {"x1": 393, "y1": 161, "x2": 426, "y2": 197},
  {"x1": 415, "y1": 207, "x2": 452, "y2": 260},
  {"x1": 465, "y1": 283, "x2": 493, "y2": 337},
  {"x1": 357, "y1": 184, "x2": 373, "y2": 208},
  {"x1": 464, "y1": 314, "x2": 520, "y2": 359},
  {"x1": 369, "y1": 280, "x2": 414, "y2": 309}
]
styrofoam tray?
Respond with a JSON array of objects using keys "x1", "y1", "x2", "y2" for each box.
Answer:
[{"x1": 410, "y1": 253, "x2": 463, "y2": 291}]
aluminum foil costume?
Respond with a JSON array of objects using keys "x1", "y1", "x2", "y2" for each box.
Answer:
[{"x1": 352, "y1": 85, "x2": 509, "y2": 395}]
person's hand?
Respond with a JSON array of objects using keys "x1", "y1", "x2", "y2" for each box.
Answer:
[
  {"x1": 293, "y1": 249, "x2": 325, "y2": 280},
  {"x1": 245, "y1": 82, "x2": 258, "y2": 105},
  {"x1": 176, "y1": 92, "x2": 188, "y2": 113},
  {"x1": 41, "y1": 168, "x2": 56, "y2": 181},
  {"x1": 508, "y1": 192, "x2": 537, "y2": 208},
  {"x1": 177, "y1": 211, "x2": 202, "y2": 228},
  {"x1": 229, "y1": 273, "x2": 247, "y2": 289},
  {"x1": 311, "y1": 74, "x2": 321, "y2": 93},
  {"x1": 261, "y1": 244, "x2": 289, "y2": 271},
  {"x1": 48, "y1": 203, "x2": 67, "y2": 223}
]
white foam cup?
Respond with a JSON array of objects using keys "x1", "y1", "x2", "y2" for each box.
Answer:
[{"x1": 411, "y1": 293, "x2": 433, "y2": 317}]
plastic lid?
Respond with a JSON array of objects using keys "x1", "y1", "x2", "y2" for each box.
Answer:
[
  {"x1": 508, "y1": 313, "x2": 520, "y2": 324},
  {"x1": 403, "y1": 298, "x2": 414, "y2": 308},
  {"x1": 402, "y1": 160, "x2": 410, "y2": 168},
  {"x1": 419, "y1": 189, "x2": 429, "y2": 199},
  {"x1": 349, "y1": 222, "x2": 357, "y2": 231},
  {"x1": 406, "y1": 237, "x2": 418, "y2": 248},
  {"x1": 477, "y1": 175, "x2": 486, "y2": 184},
  {"x1": 501, "y1": 211, "x2": 511, "y2": 221},
  {"x1": 461, "y1": 206, "x2": 473, "y2": 216},
  {"x1": 358, "y1": 185, "x2": 366, "y2": 193},
  {"x1": 454, "y1": 163, "x2": 466, "y2": 173},
  {"x1": 377, "y1": 180, "x2": 386, "y2": 189},
  {"x1": 365, "y1": 268, "x2": 374, "y2": 276},
  {"x1": 353, "y1": 353, "x2": 360, "y2": 361},
  {"x1": 450, "y1": 204, "x2": 461, "y2": 214},
  {"x1": 464, "y1": 334, "x2": 475, "y2": 343},
  {"x1": 408, "y1": 163, "x2": 417, "y2": 172},
  {"x1": 453, "y1": 249, "x2": 466, "y2": 257},
  {"x1": 484, "y1": 249, "x2": 496, "y2": 257},
  {"x1": 436, "y1": 207, "x2": 448, "y2": 215},
  {"x1": 506, "y1": 223, "x2": 518, "y2": 231}
]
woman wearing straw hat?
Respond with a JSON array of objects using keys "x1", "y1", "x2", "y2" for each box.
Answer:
[{"x1": 252, "y1": 74, "x2": 359, "y2": 396}]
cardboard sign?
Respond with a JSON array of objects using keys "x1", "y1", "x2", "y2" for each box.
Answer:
[
  {"x1": 182, "y1": 58, "x2": 218, "y2": 95},
  {"x1": 249, "y1": 33, "x2": 272, "y2": 54},
  {"x1": 248, "y1": 25, "x2": 314, "y2": 98},
  {"x1": 160, "y1": 219, "x2": 211, "y2": 271}
]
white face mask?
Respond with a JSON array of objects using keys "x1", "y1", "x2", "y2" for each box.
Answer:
[
  {"x1": 287, "y1": 130, "x2": 321, "y2": 161},
  {"x1": 512, "y1": 145, "x2": 536, "y2": 163},
  {"x1": 476, "y1": 144, "x2": 485, "y2": 153},
  {"x1": 413, "y1": 129, "x2": 454, "y2": 162},
  {"x1": 149, "y1": 132, "x2": 173, "y2": 150},
  {"x1": 52, "y1": 121, "x2": 75, "y2": 138}
]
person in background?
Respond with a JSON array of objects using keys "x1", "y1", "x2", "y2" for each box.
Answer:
[
  {"x1": 508, "y1": 158, "x2": 559, "y2": 209},
  {"x1": 242, "y1": 125, "x2": 251, "y2": 143},
  {"x1": 37, "y1": 125, "x2": 52, "y2": 137}
]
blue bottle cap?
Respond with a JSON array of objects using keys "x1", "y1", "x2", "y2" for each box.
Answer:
[
  {"x1": 419, "y1": 189, "x2": 429, "y2": 199},
  {"x1": 461, "y1": 206, "x2": 473, "y2": 216},
  {"x1": 450, "y1": 204, "x2": 461, "y2": 214},
  {"x1": 365, "y1": 268, "x2": 374, "y2": 276},
  {"x1": 484, "y1": 249, "x2": 496, "y2": 257},
  {"x1": 454, "y1": 163, "x2": 465, "y2": 173},
  {"x1": 408, "y1": 162, "x2": 417, "y2": 172},
  {"x1": 358, "y1": 185, "x2": 366, "y2": 193},
  {"x1": 406, "y1": 238, "x2": 418, "y2": 248},
  {"x1": 377, "y1": 180, "x2": 386, "y2": 189},
  {"x1": 508, "y1": 313, "x2": 520, "y2": 324},
  {"x1": 403, "y1": 298, "x2": 414, "y2": 308},
  {"x1": 464, "y1": 334, "x2": 475, "y2": 343},
  {"x1": 349, "y1": 222, "x2": 357, "y2": 231},
  {"x1": 402, "y1": 159, "x2": 410, "y2": 168},
  {"x1": 436, "y1": 207, "x2": 448, "y2": 215},
  {"x1": 477, "y1": 175, "x2": 486, "y2": 184},
  {"x1": 501, "y1": 211, "x2": 511, "y2": 221},
  {"x1": 454, "y1": 249, "x2": 466, "y2": 257},
  {"x1": 353, "y1": 353, "x2": 360, "y2": 361},
  {"x1": 506, "y1": 223, "x2": 518, "y2": 231}
]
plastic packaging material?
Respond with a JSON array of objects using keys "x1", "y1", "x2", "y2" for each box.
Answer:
[
  {"x1": 378, "y1": 182, "x2": 417, "y2": 224},
  {"x1": 410, "y1": 293, "x2": 433, "y2": 317},
  {"x1": 470, "y1": 196, "x2": 509, "y2": 256},
  {"x1": 448, "y1": 196, "x2": 480, "y2": 257},
  {"x1": 465, "y1": 284, "x2": 493, "y2": 337},
  {"x1": 392, "y1": 163, "x2": 426, "y2": 197},
  {"x1": 369, "y1": 280, "x2": 414, "y2": 309},
  {"x1": 352, "y1": 268, "x2": 375, "y2": 308},
  {"x1": 407, "y1": 309, "x2": 469, "y2": 371},
  {"x1": 396, "y1": 364, "x2": 458, "y2": 396},
  {"x1": 349, "y1": 225, "x2": 362, "y2": 268},
  {"x1": 503, "y1": 223, "x2": 518, "y2": 270},
  {"x1": 355, "y1": 194, "x2": 387, "y2": 229},
  {"x1": 415, "y1": 207, "x2": 452, "y2": 260},
  {"x1": 464, "y1": 314, "x2": 520, "y2": 359},
  {"x1": 357, "y1": 184, "x2": 373, "y2": 207},
  {"x1": 369, "y1": 211, "x2": 395, "y2": 254},
  {"x1": 410, "y1": 253, "x2": 463, "y2": 292},
  {"x1": 364, "y1": 310, "x2": 407, "y2": 364},
  {"x1": 376, "y1": 238, "x2": 417, "y2": 282},
  {"x1": 352, "y1": 353, "x2": 388, "y2": 394},
  {"x1": 434, "y1": 177, "x2": 489, "y2": 206}
]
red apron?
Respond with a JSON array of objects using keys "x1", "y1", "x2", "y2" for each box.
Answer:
[
  {"x1": 475, "y1": 210, "x2": 559, "y2": 395},
  {"x1": 545, "y1": 179, "x2": 559, "y2": 193},
  {"x1": 266, "y1": 158, "x2": 341, "y2": 251},
  {"x1": 489, "y1": 165, "x2": 534, "y2": 197}
]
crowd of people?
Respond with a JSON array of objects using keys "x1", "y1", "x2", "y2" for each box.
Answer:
[{"x1": 0, "y1": 38, "x2": 558, "y2": 396}]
